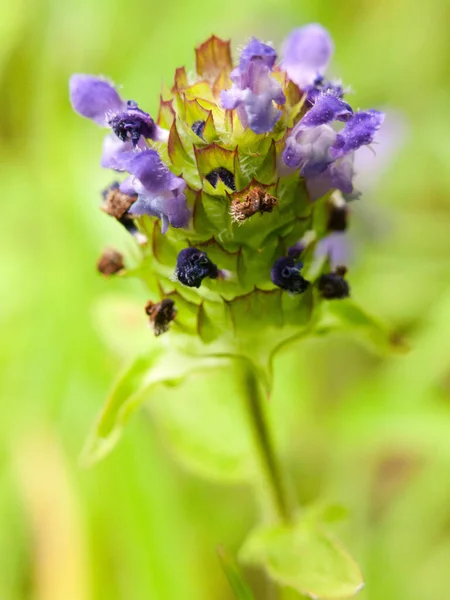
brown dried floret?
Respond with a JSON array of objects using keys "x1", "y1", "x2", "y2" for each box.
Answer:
[
  {"x1": 145, "y1": 298, "x2": 177, "y2": 336},
  {"x1": 230, "y1": 186, "x2": 278, "y2": 224},
  {"x1": 97, "y1": 248, "x2": 125, "y2": 276},
  {"x1": 102, "y1": 184, "x2": 136, "y2": 220}
]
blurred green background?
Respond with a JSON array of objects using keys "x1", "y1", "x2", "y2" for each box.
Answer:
[{"x1": 2, "y1": 0, "x2": 450, "y2": 598}]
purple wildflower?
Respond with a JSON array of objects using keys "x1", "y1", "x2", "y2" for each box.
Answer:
[
  {"x1": 114, "y1": 149, "x2": 190, "y2": 234},
  {"x1": 69, "y1": 75, "x2": 167, "y2": 154},
  {"x1": 282, "y1": 24, "x2": 334, "y2": 90},
  {"x1": 221, "y1": 38, "x2": 286, "y2": 134},
  {"x1": 282, "y1": 94, "x2": 353, "y2": 175},
  {"x1": 283, "y1": 93, "x2": 384, "y2": 198}
]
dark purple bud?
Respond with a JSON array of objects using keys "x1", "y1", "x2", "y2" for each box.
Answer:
[
  {"x1": 108, "y1": 103, "x2": 156, "y2": 146},
  {"x1": 205, "y1": 167, "x2": 236, "y2": 191},
  {"x1": 317, "y1": 267, "x2": 350, "y2": 299},
  {"x1": 192, "y1": 119, "x2": 206, "y2": 139},
  {"x1": 176, "y1": 247, "x2": 219, "y2": 288},
  {"x1": 271, "y1": 257, "x2": 310, "y2": 294},
  {"x1": 327, "y1": 203, "x2": 348, "y2": 231}
]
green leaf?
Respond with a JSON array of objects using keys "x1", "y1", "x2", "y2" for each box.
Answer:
[
  {"x1": 81, "y1": 350, "x2": 227, "y2": 466},
  {"x1": 240, "y1": 518, "x2": 364, "y2": 600},
  {"x1": 145, "y1": 360, "x2": 255, "y2": 482},
  {"x1": 315, "y1": 298, "x2": 396, "y2": 354},
  {"x1": 218, "y1": 547, "x2": 256, "y2": 600}
]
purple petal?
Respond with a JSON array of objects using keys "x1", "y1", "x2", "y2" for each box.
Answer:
[
  {"x1": 220, "y1": 87, "x2": 246, "y2": 110},
  {"x1": 123, "y1": 149, "x2": 180, "y2": 194},
  {"x1": 221, "y1": 62, "x2": 285, "y2": 134},
  {"x1": 329, "y1": 153, "x2": 356, "y2": 195},
  {"x1": 315, "y1": 232, "x2": 350, "y2": 269},
  {"x1": 239, "y1": 37, "x2": 277, "y2": 70},
  {"x1": 108, "y1": 104, "x2": 157, "y2": 146},
  {"x1": 69, "y1": 74, "x2": 125, "y2": 125},
  {"x1": 283, "y1": 124, "x2": 337, "y2": 172},
  {"x1": 332, "y1": 110, "x2": 385, "y2": 157},
  {"x1": 306, "y1": 152, "x2": 357, "y2": 200},
  {"x1": 282, "y1": 24, "x2": 334, "y2": 89},
  {"x1": 351, "y1": 109, "x2": 407, "y2": 194},
  {"x1": 301, "y1": 93, "x2": 353, "y2": 127},
  {"x1": 119, "y1": 149, "x2": 190, "y2": 231},
  {"x1": 100, "y1": 134, "x2": 137, "y2": 170}
]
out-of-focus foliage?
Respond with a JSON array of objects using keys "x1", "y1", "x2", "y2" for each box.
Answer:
[{"x1": 1, "y1": 0, "x2": 450, "y2": 599}]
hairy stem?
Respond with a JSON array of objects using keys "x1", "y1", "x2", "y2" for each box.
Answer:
[{"x1": 242, "y1": 366, "x2": 291, "y2": 523}]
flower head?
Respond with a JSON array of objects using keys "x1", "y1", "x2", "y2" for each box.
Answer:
[{"x1": 70, "y1": 25, "x2": 384, "y2": 350}]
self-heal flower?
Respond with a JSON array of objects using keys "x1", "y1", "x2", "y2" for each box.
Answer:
[
  {"x1": 283, "y1": 93, "x2": 384, "y2": 198},
  {"x1": 282, "y1": 93, "x2": 353, "y2": 176},
  {"x1": 282, "y1": 24, "x2": 334, "y2": 89},
  {"x1": 221, "y1": 38, "x2": 285, "y2": 134},
  {"x1": 115, "y1": 149, "x2": 190, "y2": 233},
  {"x1": 69, "y1": 75, "x2": 166, "y2": 157}
]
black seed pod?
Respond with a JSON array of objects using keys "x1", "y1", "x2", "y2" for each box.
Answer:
[
  {"x1": 317, "y1": 266, "x2": 350, "y2": 299},
  {"x1": 176, "y1": 247, "x2": 219, "y2": 288},
  {"x1": 145, "y1": 298, "x2": 177, "y2": 336},
  {"x1": 205, "y1": 167, "x2": 236, "y2": 191},
  {"x1": 271, "y1": 257, "x2": 310, "y2": 294}
]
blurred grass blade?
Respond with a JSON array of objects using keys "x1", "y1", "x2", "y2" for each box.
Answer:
[{"x1": 218, "y1": 546, "x2": 256, "y2": 600}]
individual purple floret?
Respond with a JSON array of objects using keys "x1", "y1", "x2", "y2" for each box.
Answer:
[
  {"x1": 69, "y1": 75, "x2": 166, "y2": 150},
  {"x1": 314, "y1": 232, "x2": 350, "y2": 270},
  {"x1": 113, "y1": 149, "x2": 190, "y2": 234},
  {"x1": 221, "y1": 38, "x2": 286, "y2": 134},
  {"x1": 176, "y1": 248, "x2": 219, "y2": 288},
  {"x1": 108, "y1": 101, "x2": 157, "y2": 147},
  {"x1": 69, "y1": 75, "x2": 125, "y2": 125},
  {"x1": 282, "y1": 24, "x2": 334, "y2": 90},
  {"x1": 331, "y1": 110, "x2": 385, "y2": 158},
  {"x1": 239, "y1": 37, "x2": 277, "y2": 70},
  {"x1": 282, "y1": 94, "x2": 353, "y2": 176},
  {"x1": 271, "y1": 257, "x2": 310, "y2": 294},
  {"x1": 283, "y1": 92, "x2": 384, "y2": 197}
]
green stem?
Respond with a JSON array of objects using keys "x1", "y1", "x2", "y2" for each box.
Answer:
[{"x1": 242, "y1": 367, "x2": 291, "y2": 523}]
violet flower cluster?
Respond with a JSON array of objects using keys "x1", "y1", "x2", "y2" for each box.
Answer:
[{"x1": 70, "y1": 24, "x2": 384, "y2": 341}]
